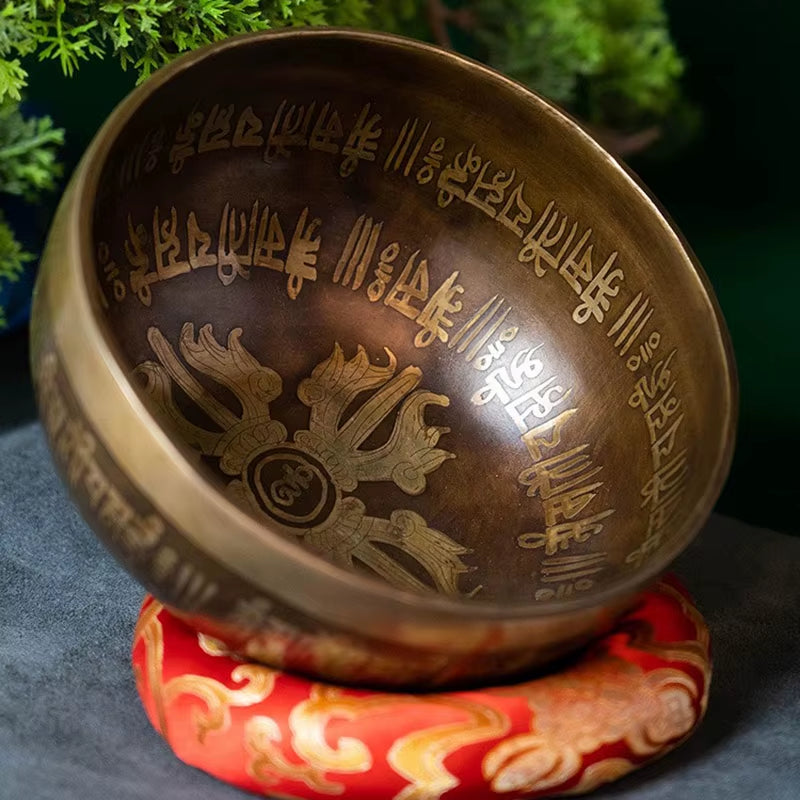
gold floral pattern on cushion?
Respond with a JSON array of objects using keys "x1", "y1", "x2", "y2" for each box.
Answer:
[{"x1": 132, "y1": 576, "x2": 710, "y2": 800}]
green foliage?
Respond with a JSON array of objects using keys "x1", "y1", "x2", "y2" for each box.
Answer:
[
  {"x1": 472, "y1": 0, "x2": 684, "y2": 129},
  {"x1": 363, "y1": 0, "x2": 685, "y2": 130},
  {"x1": 586, "y1": 0, "x2": 684, "y2": 126},
  {"x1": 0, "y1": 210, "x2": 33, "y2": 328},
  {"x1": 0, "y1": 0, "x2": 374, "y2": 100},
  {"x1": 0, "y1": 98, "x2": 64, "y2": 200},
  {"x1": 0, "y1": 98, "x2": 63, "y2": 327},
  {"x1": 367, "y1": 0, "x2": 420, "y2": 32},
  {"x1": 475, "y1": 0, "x2": 604, "y2": 105},
  {"x1": 280, "y1": 0, "x2": 374, "y2": 27}
]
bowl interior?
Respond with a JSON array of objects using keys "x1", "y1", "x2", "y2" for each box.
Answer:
[{"x1": 87, "y1": 32, "x2": 734, "y2": 606}]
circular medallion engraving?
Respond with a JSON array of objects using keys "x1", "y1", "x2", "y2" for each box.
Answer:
[{"x1": 247, "y1": 446, "x2": 337, "y2": 528}]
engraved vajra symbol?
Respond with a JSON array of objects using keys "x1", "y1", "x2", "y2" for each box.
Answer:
[{"x1": 136, "y1": 323, "x2": 473, "y2": 595}]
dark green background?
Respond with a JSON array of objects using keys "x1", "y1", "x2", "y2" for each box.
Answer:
[{"x1": 3, "y1": 0, "x2": 798, "y2": 533}]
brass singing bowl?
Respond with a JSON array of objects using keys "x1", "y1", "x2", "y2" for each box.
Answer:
[{"x1": 31, "y1": 29, "x2": 736, "y2": 689}]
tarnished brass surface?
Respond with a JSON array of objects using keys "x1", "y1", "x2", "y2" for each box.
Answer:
[{"x1": 30, "y1": 29, "x2": 736, "y2": 688}]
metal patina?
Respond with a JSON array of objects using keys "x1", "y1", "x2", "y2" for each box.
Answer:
[{"x1": 30, "y1": 29, "x2": 737, "y2": 689}]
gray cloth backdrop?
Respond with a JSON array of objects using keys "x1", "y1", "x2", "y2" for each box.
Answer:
[{"x1": 1, "y1": 423, "x2": 798, "y2": 799}]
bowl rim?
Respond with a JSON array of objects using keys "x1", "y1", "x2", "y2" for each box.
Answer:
[{"x1": 62, "y1": 27, "x2": 738, "y2": 622}]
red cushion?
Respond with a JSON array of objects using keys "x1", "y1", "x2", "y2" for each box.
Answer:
[{"x1": 132, "y1": 576, "x2": 710, "y2": 799}]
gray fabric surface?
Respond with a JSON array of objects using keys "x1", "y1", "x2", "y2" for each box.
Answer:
[{"x1": 1, "y1": 422, "x2": 798, "y2": 800}]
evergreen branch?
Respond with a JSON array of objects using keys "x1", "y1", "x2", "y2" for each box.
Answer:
[
  {"x1": 0, "y1": 57, "x2": 28, "y2": 102},
  {"x1": 0, "y1": 212, "x2": 31, "y2": 284},
  {"x1": 0, "y1": 100, "x2": 64, "y2": 200},
  {"x1": 0, "y1": 210, "x2": 33, "y2": 328}
]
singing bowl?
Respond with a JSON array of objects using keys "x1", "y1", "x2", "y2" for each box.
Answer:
[{"x1": 30, "y1": 29, "x2": 736, "y2": 689}]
